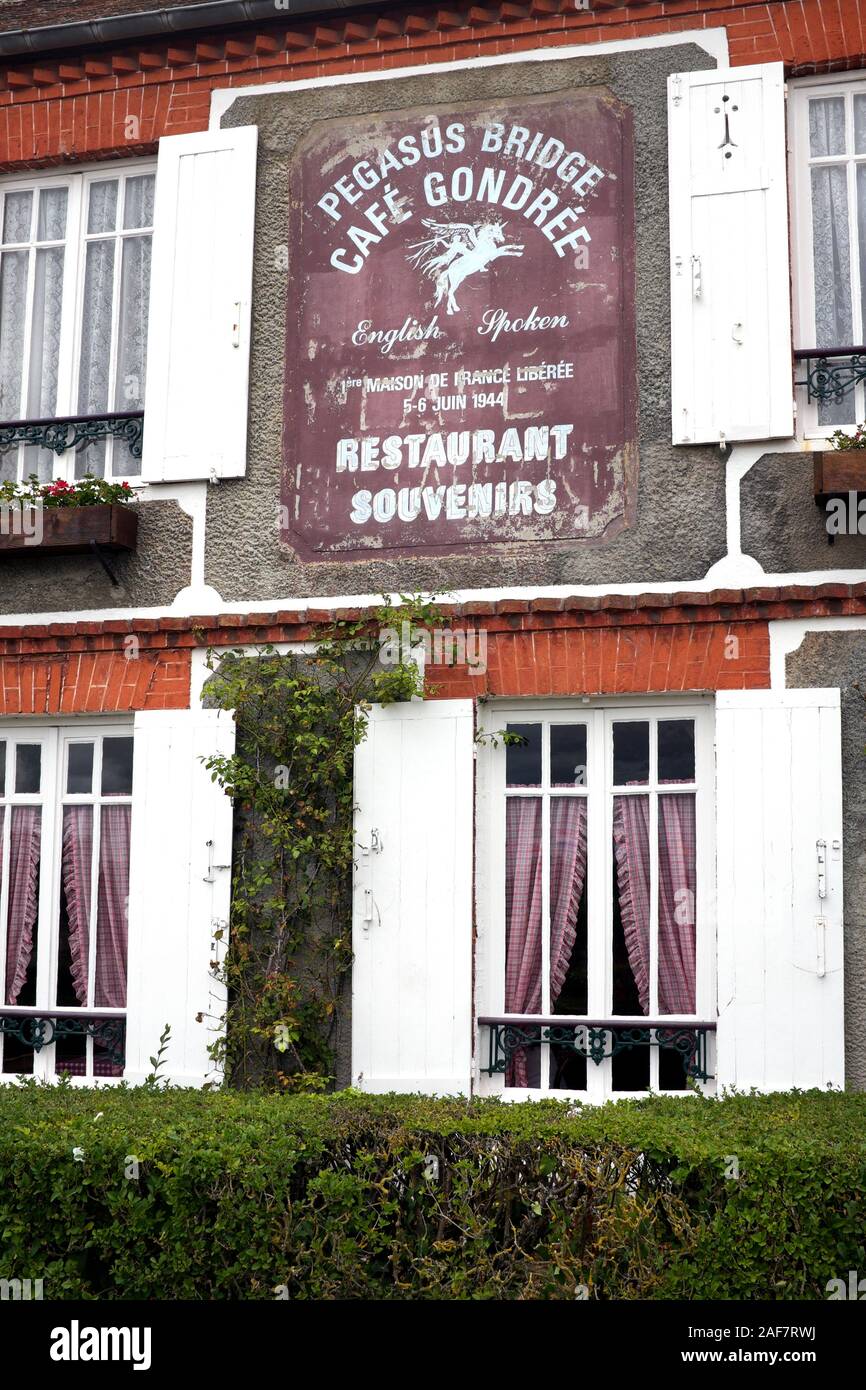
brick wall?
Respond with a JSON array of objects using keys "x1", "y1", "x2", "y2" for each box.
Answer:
[
  {"x1": 0, "y1": 647, "x2": 190, "y2": 714},
  {"x1": 4, "y1": 583, "x2": 866, "y2": 708},
  {"x1": 0, "y1": 0, "x2": 862, "y2": 171},
  {"x1": 426, "y1": 619, "x2": 770, "y2": 696}
]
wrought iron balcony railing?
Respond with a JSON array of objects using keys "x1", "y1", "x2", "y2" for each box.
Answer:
[
  {"x1": 478, "y1": 1015, "x2": 716, "y2": 1083},
  {"x1": 0, "y1": 410, "x2": 144, "y2": 460},
  {"x1": 794, "y1": 346, "x2": 866, "y2": 405},
  {"x1": 0, "y1": 1006, "x2": 126, "y2": 1068}
]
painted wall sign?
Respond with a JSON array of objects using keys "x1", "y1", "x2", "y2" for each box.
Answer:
[{"x1": 283, "y1": 89, "x2": 636, "y2": 559}]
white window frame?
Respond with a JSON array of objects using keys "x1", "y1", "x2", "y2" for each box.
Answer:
[
  {"x1": 789, "y1": 73, "x2": 866, "y2": 439},
  {"x1": 0, "y1": 158, "x2": 156, "y2": 484},
  {"x1": 0, "y1": 719, "x2": 134, "y2": 1085},
  {"x1": 475, "y1": 697, "x2": 715, "y2": 1102}
]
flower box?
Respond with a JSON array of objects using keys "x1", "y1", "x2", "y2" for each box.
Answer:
[
  {"x1": 0, "y1": 502, "x2": 138, "y2": 557},
  {"x1": 812, "y1": 449, "x2": 866, "y2": 500}
]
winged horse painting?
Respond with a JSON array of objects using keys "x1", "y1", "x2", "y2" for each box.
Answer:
[{"x1": 406, "y1": 218, "x2": 525, "y2": 315}]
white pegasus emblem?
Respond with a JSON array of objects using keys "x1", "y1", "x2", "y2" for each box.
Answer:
[{"x1": 406, "y1": 218, "x2": 525, "y2": 315}]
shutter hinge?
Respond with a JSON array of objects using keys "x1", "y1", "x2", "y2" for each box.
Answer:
[
  {"x1": 670, "y1": 73, "x2": 683, "y2": 108},
  {"x1": 817, "y1": 838, "x2": 827, "y2": 899}
]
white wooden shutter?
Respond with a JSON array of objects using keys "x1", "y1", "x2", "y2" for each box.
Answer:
[
  {"x1": 668, "y1": 63, "x2": 792, "y2": 445},
  {"x1": 142, "y1": 125, "x2": 257, "y2": 481},
  {"x1": 352, "y1": 700, "x2": 474, "y2": 1094},
  {"x1": 715, "y1": 690, "x2": 844, "y2": 1091},
  {"x1": 125, "y1": 709, "x2": 235, "y2": 1084}
]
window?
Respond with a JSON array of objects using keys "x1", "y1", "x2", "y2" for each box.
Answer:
[
  {"x1": 476, "y1": 702, "x2": 714, "y2": 1099},
  {"x1": 790, "y1": 77, "x2": 866, "y2": 434},
  {"x1": 0, "y1": 726, "x2": 134, "y2": 1081},
  {"x1": 0, "y1": 163, "x2": 155, "y2": 482}
]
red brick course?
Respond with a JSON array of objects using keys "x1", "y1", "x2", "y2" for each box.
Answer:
[
  {"x1": 0, "y1": 649, "x2": 190, "y2": 715},
  {"x1": 425, "y1": 620, "x2": 769, "y2": 696},
  {"x1": 2, "y1": 582, "x2": 866, "y2": 708},
  {"x1": 0, "y1": 1, "x2": 862, "y2": 172}
]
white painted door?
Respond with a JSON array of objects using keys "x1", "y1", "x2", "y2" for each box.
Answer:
[
  {"x1": 352, "y1": 700, "x2": 474, "y2": 1094},
  {"x1": 715, "y1": 689, "x2": 844, "y2": 1090}
]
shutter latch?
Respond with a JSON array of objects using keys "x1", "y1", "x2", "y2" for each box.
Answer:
[{"x1": 203, "y1": 838, "x2": 231, "y2": 883}]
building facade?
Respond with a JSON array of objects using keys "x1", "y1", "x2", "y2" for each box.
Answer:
[{"x1": 0, "y1": 0, "x2": 863, "y2": 1096}]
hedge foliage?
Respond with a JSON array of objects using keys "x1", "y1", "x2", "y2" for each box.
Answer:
[{"x1": 1, "y1": 1085, "x2": 864, "y2": 1300}]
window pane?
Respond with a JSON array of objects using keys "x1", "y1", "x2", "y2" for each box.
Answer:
[
  {"x1": 658, "y1": 794, "x2": 696, "y2": 1015},
  {"x1": 0, "y1": 742, "x2": 5, "y2": 795},
  {"x1": 114, "y1": 235, "x2": 151, "y2": 412},
  {"x1": 612, "y1": 794, "x2": 649, "y2": 1015},
  {"x1": 67, "y1": 743, "x2": 94, "y2": 794},
  {"x1": 550, "y1": 724, "x2": 587, "y2": 787},
  {"x1": 101, "y1": 737, "x2": 134, "y2": 796},
  {"x1": 27, "y1": 246, "x2": 65, "y2": 418},
  {"x1": 4, "y1": 806, "x2": 41, "y2": 1006},
  {"x1": 0, "y1": 249, "x2": 29, "y2": 419},
  {"x1": 75, "y1": 439, "x2": 106, "y2": 480},
  {"x1": 78, "y1": 239, "x2": 116, "y2": 423},
  {"x1": 811, "y1": 165, "x2": 852, "y2": 346},
  {"x1": 658, "y1": 720, "x2": 695, "y2": 782},
  {"x1": 2, "y1": 191, "x2": 33, "y2": 244},
  {"x1": 809, "y1": 96, "x2": 846, "y2": 157},
  {"x1": 505, "y1": 724, "x2": 541, "y2": 787},
  {"x1": 856, "y1": 95, "x2": 866, "y2": 155},
  {"x1": 87, "y1": 180, "x2": 118, "y2": 234},
  {"x1": 123, "y1": 174, "x2": 155, "y2": 230},
  {"x1": 36, "y1": 186, "x2": 68, "y2": 242},
  {"x1": 94, "y1": 803, "x2": 131, "y2": 1008},
  {"x1": 811, "y1": 163, "x2": 854, "y2": 427},
  {"x1": 14, "y1": 744, "x2": 41, "y2": 794},
  {"x1": 58, "y1": 804, "x2": 93, "y2": 1007},
  {"x1": 505, "y1": 797, "x2": 542, "y2": 1087},
  {"x1": 550, "y1": 798, "x2": 587, "y2": 1015},
  {"x1": 612, "y1": 721, "x2": 649, "y2": 786},
  {"x1": 858, "y1": 164, "x2": 866, "y2": 344}
]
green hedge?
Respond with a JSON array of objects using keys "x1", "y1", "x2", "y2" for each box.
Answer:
[{"x1": 1, "y1": 1085, "x2": 864, "y2": 1299}]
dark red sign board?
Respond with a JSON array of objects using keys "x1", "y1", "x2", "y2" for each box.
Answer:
[{"x1": 283, "y1": 89, "x2": 636, "y2": 559}]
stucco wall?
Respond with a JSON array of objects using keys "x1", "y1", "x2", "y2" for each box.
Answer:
[
  {"x1": 0, "y1": 499, "x2": 193, "y2": 614},
  {"x1": 741, "y1": 454, "x2": 866, "y2": 572},
  {"x1": 787, "y1": 631, "x2": 866, "y2": 1091},
  {"x1": 209, "y1": 42, "x2": 726, "y2": 602}
]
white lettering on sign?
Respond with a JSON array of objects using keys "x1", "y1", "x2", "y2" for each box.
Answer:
[
  {"x1": 319, "y1": 119, "x2": 605, "y2": 276},
  {"x1": 335, "y1": 424, "x2": 574, "y2": 473}
]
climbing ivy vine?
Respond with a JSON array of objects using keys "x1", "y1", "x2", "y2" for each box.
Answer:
[{"x1": 200, "y1": 597, "x2": 446, "y2": 1091}]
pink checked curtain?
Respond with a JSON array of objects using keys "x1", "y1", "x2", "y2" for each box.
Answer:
[
  {"x1": 504, "y1": 798, "x2": 587, "y2": 1087},
  {"x1": 62, "y1": 806, "x2": 93, "y2": 1005},
  {"x1": 4, "y1": 807, "x2": 42, "y2": 1005},
  {"x1": 61, "y1": 803, "x2": 130, "y2": 1075},
  {"x1": 612, "y1": 792, "x2": 696, "y2": 1015},
  {"x1": 61, "y1": 804, "x2": 130, "y2": 1009},
  {"x1": 95, "y1": 804, "x2": 131, "y2": 1009}
]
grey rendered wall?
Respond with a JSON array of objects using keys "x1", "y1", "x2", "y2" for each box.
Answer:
[
  {"x1": 742, "y1": 454, "x2": 866, "y2": 572},
  {"x1": 209, "y1": 43, "x2": 726, "y2": 603},
  {"x1": 0, "y1": 499, "x2": 192, "y2": 613},
  {"x1": 787, "y1": 631, "x2": 866, "y2": 1090}
]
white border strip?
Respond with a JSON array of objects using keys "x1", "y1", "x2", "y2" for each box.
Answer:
[{"x1": 208, "y1": 29, "x2": 729, "y2": 128}]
